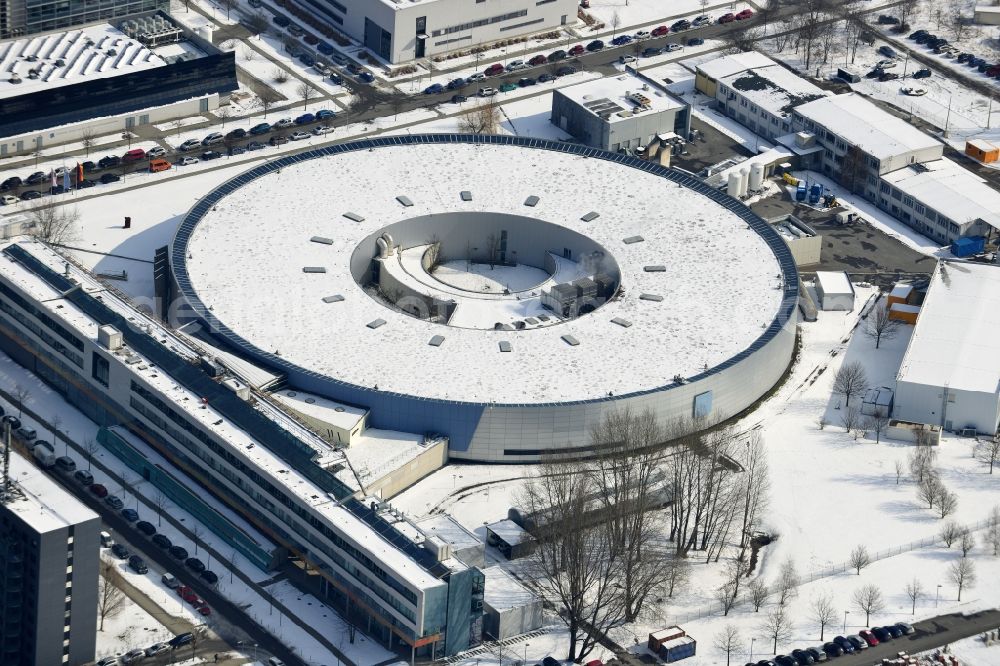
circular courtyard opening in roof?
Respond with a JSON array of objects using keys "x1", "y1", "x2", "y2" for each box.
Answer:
[{"x1": 349, "y1": 212, "x2": 622, "y2": 331}]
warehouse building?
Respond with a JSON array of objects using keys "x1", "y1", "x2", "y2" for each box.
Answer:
[
  {"x1": 481, "y1": 566, "x2": 542, "y2": 640},
  {"x1": 291, "y1": 0, "x2": 576, "y2": 63},
  {"x1": 0, "y1": 15, "x2": 237, "y2": 154},
  {"x1": 814, "y1": 271, "x2": 854, "y2": 311},
  {"x1": 894, "y1": 261, "x2": 1000, "y2": 436},
  {"x1": 0, "y1": 0, "x2": 166, "y2": 39},
  {"x1": 551, "y1": 72, "x2": 690, "y2": 152},
  {"x1": 0, "y1": 450, "x2": 100, "y2": 666}
]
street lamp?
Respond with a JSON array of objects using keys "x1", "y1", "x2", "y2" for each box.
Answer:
[
  {"x1": 749, "y1": 637, "x2": 755, "y2": 661},
  {"x1": 843, "y1": 610, "x2": 849, "y2": 633},
  {"x1": 523, "y1": 643, "x2": 529, "y2": 664},
  {"x1": 936, "y1": 585, "x2": 942, "y2": 607}
]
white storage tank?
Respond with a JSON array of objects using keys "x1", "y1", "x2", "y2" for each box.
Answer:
[
  {"x1": 749, "y1": 162, "x2": 764, "y2": 191},
  {"x1": 739, "y1": 167, "x2": 750, "y2": 197},
  {"x1": 727, "y1": 172, "x2": 741, "y2": 198}
]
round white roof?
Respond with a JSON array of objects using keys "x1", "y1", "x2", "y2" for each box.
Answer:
[{"x1": 179, "y1": 142, "x2": 785, "y2": 404}]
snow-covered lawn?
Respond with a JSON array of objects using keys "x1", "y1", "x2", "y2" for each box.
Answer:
[
  {"x1": 582, "y1": 0, "x2": 747, "y2": 32},
  {"x1": 95, "y1": 583, "x2": 174, "y2": 661}
]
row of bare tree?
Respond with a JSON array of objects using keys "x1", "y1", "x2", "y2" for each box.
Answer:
[{"x1": 518, "y1": 409, "x2": 769, "y2": 661}]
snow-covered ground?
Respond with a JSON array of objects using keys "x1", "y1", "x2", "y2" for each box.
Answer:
[
  {"x1": 95, "y1": 582, "x2": 174, "y2": 659},
  {"x1": 582, "y1": 0, "x2": 747, "y2": 33}
]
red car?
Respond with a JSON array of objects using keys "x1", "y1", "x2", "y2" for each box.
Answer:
[
  {"x1": 89, "y1": 483, "x2": 108, "y2": 498},
  {"x1": 483, "y1": 63, "x2": 504, "y2": 76},
  {"x1": 718, "y1": 12, "x2": 735, "y2": 23},
  {"x1": 176, "y1": 585, "x2": 192, "y2": 598},
  {"x1": 528, "y1": 54, "x2": 547, "y2": 66},
  {"x1": 182, "y1": 591, "x2": 199, "y2": 604},
  {"x1": 735, "y1": 8, "x2": 754, "y2": 19},
  {"x1": 651, "y1": 25, "x2": 669, "y2": 36},
  {"x1": 986, "y1": 65, "x2": 1000, "y2": 77},
  {"x1": 197, "y1": 605, "x2": 212, "y2": 616},
  {"x1": 859, "y1": 630, "x2": 879, "y2": 647},
  {"x1": 568, "y1": 44, "x2": 586, "y2": 56}
]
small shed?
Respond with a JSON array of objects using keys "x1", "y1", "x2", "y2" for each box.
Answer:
[
  {"x1": 861, "y1": 386, "x2": 894, "y2": 417},
  {"x1": 648, "y1": 626, "x2": 686, "y2": 652},
  {"x1": 659, "y1": 636, "x2": 697, "y2": 663},
  {"x1": 965, "y1": 139, "x2": 999, "y2": 163},
  {"x1": 481, "y1": 566, "x2": 543, "y2": 640},
  {"x1": 486, "y1": 519, "x2": 536, "y2": 560},
  {"x1": 814, "y1": 271, "x2": 855, "y2": 311},
  {"x1": 889, "y1": 302, "x2": 920, "y2": 324},
  {"x1": 886, "y1": 282, "x2": 916, "y2": 308},
  {"x1": 417, "y1": 514, "x2": 485, "y2": 568}
]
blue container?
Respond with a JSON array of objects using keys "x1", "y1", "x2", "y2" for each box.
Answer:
[
  {"x1": 659, "y1": 637, "x2": 697, "y2": 662},
  {"x1": 951, "y1": 236, "x2": 985, "y2": 257},
  {"x1": 796, "y1": 183, "x2": 807, "y2": 201},
  {"x1": 808, "y1": 183, "x2": 822, "y2": 204}
]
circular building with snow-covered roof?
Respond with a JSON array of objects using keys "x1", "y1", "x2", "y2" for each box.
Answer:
[{"x1": 171, "y1": 135, "x2": 798, "y2": 462}]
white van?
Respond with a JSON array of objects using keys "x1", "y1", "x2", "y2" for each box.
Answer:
[
  {"x1": 100, "y1": 531, "x2": 114, "y2": 548},
  {"x1": 32, "y1": 441, "x2": 55, "y2": 468},
  {"x1": 268, "y1": 658, "x2": 286, "y2": 666}
]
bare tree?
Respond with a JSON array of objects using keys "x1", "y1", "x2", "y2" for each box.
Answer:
[
  {"x1": 244, "y1": 12, "x2": 269, "y2": 37},
  {"x1": 49, "y1": 414, "x2": 62, "y2": 446},
  {"x1": 849, "y1": 544, "x2": 871, "y2": 575},
  {"x1": 587, "y1": 408, "x2": 668, "y2": 621},
  {"x1": 191, "y1": 525, "x2": 204, "y2": 556},
  {"x1": 748, "y1": 578, "x2": 769, "y2": 612},
  {"x1": 948, "y1": 558, "x2": 976, "y2": 601},
  {"x1": 894, "y1": 459, "x2": 904, "y2": 485},
  {"x1": 296, "y1": 81, "x2": 317, "y2": 110},
  {"x1": 716, "y1": 582, "x2": 739, "y2": 616},
  {"x1": 937, "y1": 488, "x2": 958, "y2": 519},
  {"x1": 834, "y1": 361, "x2": 868, "y2": 407},
  {"x1": 723, "y1": 557, "x2": 750, "y2": 604},
  {"x1": 81, "y1": 129, "x2": 97, "y2": 158},
  {"x1": 257, "y1": 88, "x2": 281, "y2": 118},
  {"x1": 810, "y1": 592, "x2": 837, "y2": 641},
  {"x1": 975, "y1": 438, "x2": 1000, "y2": 474},
  {"x1": 909, "y1": 445, "x2": 937, "y2": 484},
  {"x1": 610, "y1": 10, "x2": 621, "y2": 38},
  {"x1": 865, "y1": 413, "x2": 891, "y2": 444},
  {"x1": 776, "y1": 557, "x2": 799, "y2": 606},
  {"x1": 170, "y1": 118, "x2": 184, "y2": 137},
  {"x1": 519, "y1": 458, "x2": 628, "y2": 662},
  {"x1": 97, "y1": 561, "x2": 127, "y2": 631},
  {"x1": 986, "y1": 505, "x2": 1000, "y2": 556},
  {"x1": 865, "y1": 304, "x2": 900, "y2": 349},
  {"x1": 840, "y1": 404, "x2": 862, "y2": 434},
  {"x1": 458, "y1": 99, "x2": 502, "y2": 134},
  {"x1": 152, "y1": 492, "x2": 168, "y2": 527},
  {"x1": 738, "y1": 430, "x2": 770, "y2": 560},
  {"x1": 917, "y1": 473, "x2": 941, "y2": 509},
  {"x1": 852, "y1": 584, "x2": 885, "y2": 626},
  {"x1": 905, "y1": 578, "x2": 923, "y2": 615},
  {"x1": 12, "y1": 384, "x2": 29, "y2": 419},
  {"x1": 83, "y1": 438, "x2": 99, "y2": 471},
  {"x1": 242, "y1": 46, "x2": 257, "y2": 62},
  {"x1": 949, "y1": 0, "x2": 968, "y2": 40},
  {"x1": 663, "y1": 555, "x2": 689, "y2": 597},
  {"x1": 941, "y1": 521, "x2": 962, "y2": 547},
  {"x1": 272, "y1": 66, "x2": 290, "y2": 84},
  {"x1": 29, "y1": 206, "x2": 79, "y2": 244},
  {"x1": 760, "y1": 605, "x2": 793, "y2": 654},
  {"x1": 217, "y1": 106, "x2": 232, "y2": 128},
  {"x1": 714, "y1": 624, "x2": 743, "y2": 666},
  {"x1": 959, "y1": 531, "x2": 975, "y2": 557},
  {"x1": 219, "y1": 0, "x2": 237, "y2": 19}
]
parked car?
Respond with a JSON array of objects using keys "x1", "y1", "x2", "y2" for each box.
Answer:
[
  {"x1": 895, "y1": 622, "x2": 915, "y2": 635},
  {"x1": 357, "y1": 71, "x2": 375, "y2": 83},
  {"x1": 97, "y1": 657, "x2": 119, "y2": 666},
  {"x1": 90, "y1": 483, "x2": 109, "y2": 498},
  {"x1": 484, "y1": 63, "x2": 505, "y2": 76},
  {"x1": 879, "y1": 45, "x2": 898, "y2": 58},
  {"x1": 466, "y1": 72, "x2": 487, "y2": 82},
  {"x1": 634, "y1": 30, "x2": 651, "y2": 39},
  {"x1": 478, "y1": 86, "x2": 497, "y2": 97},
  {"x1": 151, "y1": 534, "x2": 172, "y2": 549},
  {"x1": 200, "y1": 151, "x2": 223, "y2": 160},
  {"x1": 316, "y1": 40, "x2": 334, "y2": 55},
  {"x1": 687, "y1": 37, "x2": 705, "y2": 46},
  {"x1": 77, "y1": 179, "x2": 97, "y2": 188},
  {"x1": 901, "y1": 86, "x2": 927, "y2": 95},
  {"x1": 0, "y1": 195, "x2": 17, "y2": 206},
  {"x1": 879, "y1": 71, "x2": 900, "y2": 81},
  {"x1": 161, "y1": 573, "x2": 180, "y2": 589},
  {"x1": 54, "y1": 456, "x2": 76, "y2": 473},
  {"x1": 111, "y1": 543, "x2": 129, "y2": 559},
  {"x1": 98, "y1": 155, "x2": 121, "y2": 168},
  {"x1": 806, "y1": 647, "x2": 828, "y2": 662},
  {"x1": 663, "y1": 43, "x2": 683, "y2": 52},
  {"x1": 25, "y1": 171, "x2": 46, "y2": 184},
  {"x1": 176, "y1": 139, "x2": 200, "y2": 152},
  {"x1": 122, "y1": 648, "x2": 146, "y2": 664},
  {"x1": 100, "y1": 532, "x2": 114, "y2": 547},
  {"x1": 822, "y1": 642, "x2": 843, "y2": 658},
  {"x1": 871, "y1": 626, "x2": 892, "y2": 642},
  {"x1": 846, "y1": 635, "x2": 867, "y2": 651},
  {"x1": 528, "y1": 54, "x2": 547, "y2": 65},
  {"x1": 168, "y1": 546, "x2": 189, "y2": 561},
  {"x1": 611, "y1": 35, "x2": 632, "y2": 46},
  {"x1": 642, "y1": 47, "x2": 662, "y2": 57},
  {"x1": 312, "y1": 125, "x2": 333, "y2": 135},
  {"x1": 538, "y1": 73, "x2": 557, "y2": 82},
  {"x1": 225, "y1": 128, "x2": 247, "y2": 140},
  {"x1": 859, "y1": 629, "x2": 879, "y2": 646},
  {"x1": 174, "y1": 156, "x2": 199, "y2": 166},
  {"x1": 249, "y1": 122, "x2": 271, "y2": 135},
  {"x1": 199, "y1": 570, "x2": 219, "y2": 585},
  {"x1": 316, "y1": 108, "x2": 336, "y2": 120},
  {"x1": 272, "y1": 14, "x2": 290, "y2": 27},
  {"x1": 49, "y1": 185, "x2": 66, "y2": 196},
  {"x1": 568, "y1": 44, "x2": 586, "y2": 56},
  {"x1": 73, "y1": 469, "x2": 94, "y2": 485},
  {"x1": 671, "y1": 19, "x2": 691, "y2": 30},
  {"x1": 735, "y1": 8, "x2": 753, "y2": 19},
  {"x1": 121, "y1": 508, "x2": 140, "y2": 523},
  {"x1": 136, "y1": 521, "x2": 156, "y2": 536},
  {"x1": 884, "y1": 625, "x2": 904, "y2": 638},
  {"x1": 652, "y1": 25, "x2": 669, "y2": 36},
  {"x1": 1, "y1": 415, "x2": 19, "y2": 430},
  {"x1": 149, "y1": 159, "x2": 171, "y2": 173},
  {"x1": 294, "y1": 113, "x2": 315, "y2": 125},
  {"x1": 518, "y1": 77, "x2": 536, "y2": 87},
  {"x1": 146, "y1": 146, "x2": 166, "y2": 158},
  {"x1": 228, "y1": 146, "x2": 245, "y2": 156},
  {"x1": 247, "y1": 141, "x2": 266, "y2": 151},
  {"x1": 586, "y1": 40, "x2": 604, "y2": 51},
  {"x1": 499, "y1": 82, "x2": 518, "y2": 92},
  {"x1": 451, "y1": 94, "x2": 468, "y2": 103},
  {"x1": 105, "y1": 495, "x2": 125, "y2": 511},
  {"x1": 169, "y1": 633, "x2": 194, "y2": 648},
  {"x1": 269, "y1": 135, "x2": 289, "y2": 146},
  {"x1": 423, "y1": 83, "x2": 445, "y2": 94},
  {"x1": 832, "y1": 636, "x2": 855, "y2": 654},
  {"x1": 556, "y1": 65, "x2": 578, "y2": 76},
  {"x1": 791, "y1": 649, "x2": 815, "y2": 665},
  {"x1": 289, "y1": 131, "x2": 310, "y2": 141},
  {"x1": 273, "y1": 117, "x2": 294, "y2": 129},
  {"x1": 197, "y1": 605, "x2": 212, "y2": 616},
  {"x1": 16, "y1": 426, "x2": 36, "y2": 441},
  {"x1": 145, "y1": 643, "x2": 170, "y2": 657},
  {"x1": 549, "y1": 49, "x2": 568, "y2": 61},
  {"x1": 912, "y1": 68, "x2": 932, "y2": 78},
  {"x1": 619, "y1": 54, "x2": 636, "y2": 63},
  {"x1": 692, "y1": 14, "x2": 711, "y2": 26},
  {"x1": 122, "y1": 148, "x2": 146, "y2": 161},
  {"x1": 877, "y1": 14, "x2": 900, "y2": 23},
  {"x1": 1, "y1": 176, "x2": 23, "y2": 190}
]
